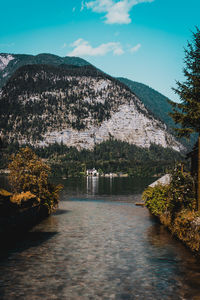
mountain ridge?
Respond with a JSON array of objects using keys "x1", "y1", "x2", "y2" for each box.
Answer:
[
  {"x1": 0, "y1": 53, "x2": 91, "y2": 89},
  {"x1": 117, "y1": 77, "x2": 197, "y2": 148},
  {"x1": 0, "y1": 53, "x2": 180, "y2": 129},
  {"x1": 0, "y1": 62, "x2": 183, "y2": 152}
]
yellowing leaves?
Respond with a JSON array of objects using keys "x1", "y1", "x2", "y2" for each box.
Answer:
[
  {"x1": 0, "y1": 189, "x2": 13, "y2": 197},
  {"x1": 8, "y1": 147, "x2": 62, "y2": 213},
  {"x1": 11, "y1": 191, "x2": 39, "y2": 206}
]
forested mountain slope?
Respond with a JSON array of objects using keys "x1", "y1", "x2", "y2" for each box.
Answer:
[
  {"x1": 118, "y1": 77, "x2": 196, "y2": 148},
  {"x1": 118, "y1": 77, "x2": 175, "y2": 128},
  {"x1": 0, "y1": 63, "x2": 183, "y2": 152},
  {"x1": 0, "y1": 53, "x2": 91, "y2": 88}
]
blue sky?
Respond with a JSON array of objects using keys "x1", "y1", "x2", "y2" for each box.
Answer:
[{"x1": 0, "y1": 0, "x2": 200, "y2": 101}]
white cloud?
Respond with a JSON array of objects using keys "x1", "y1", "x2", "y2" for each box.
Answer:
[
  {"x1": 68, "y1": 38, "x2": 124, "y2": 56},
  {"x1": 84, "y1": 0, "x2": 154, "y2": 24},
  {"x1": 113, "y1": 47, "x2": 124, "y2": 55},
  {"x1": 81, "y1": 1, "x2": 85, "y2": 11},
  {"x1": 130, "y1": 43, "x2": 141, "y2": 53}
]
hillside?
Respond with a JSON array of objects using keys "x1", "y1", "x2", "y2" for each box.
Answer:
[
  {"x1": 0, "y1": 53, "x2": 91, "y2": 89},
  {"x1": 0, "y1": 63, "x2": 182, "y2": 152},
  {"x1": 0, "y1": 53, "x2": 191, "y2": 144},
  {"x1": 118, "y1": 77, "x2": 197, "y2": 148},
  {"x1": 117, "y1": 77, "x2": 175, "y2": 129}
]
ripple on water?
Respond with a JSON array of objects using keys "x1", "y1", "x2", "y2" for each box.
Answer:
[{"x1": 0, "y1": 198, "x2": 200, "y2": 299}]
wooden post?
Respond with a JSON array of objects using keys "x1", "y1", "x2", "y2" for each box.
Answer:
[
  {"x1": 181, "y1": 163, "x2": 184, "y2": 173},
  {"x1": 198, "y1": 135, "x2": 200, "y2": 210}
]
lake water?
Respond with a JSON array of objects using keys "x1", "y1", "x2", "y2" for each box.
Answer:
[{"x1": 1, "y1": 176, "x2": 200, "y2": 300}]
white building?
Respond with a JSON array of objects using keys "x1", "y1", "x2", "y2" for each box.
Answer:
[{"x1": 86, "y1": 168, "x2": 99, "y2": 177}]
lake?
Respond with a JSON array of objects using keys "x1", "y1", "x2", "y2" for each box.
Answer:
[{"x1": 1, "y1": 176, "x2": 200, "y2": 299}]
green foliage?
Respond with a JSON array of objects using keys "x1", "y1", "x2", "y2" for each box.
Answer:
[
  {"x1": 172, "y1": 209, "x2": 200, "y2": 251},
  {"x1": 169, "y1": 27, "x2": 200, "y2": 137},
  {"x1": 142, "y1": 185, "x2": 169, "y2": 216},
  {"x1": 143, "y1": 169, "x2": 200, "y2": 252},
  {"x1": 143, "y1": 167, "x2": 196, "y2": 218},
  {"x1": 118, "y1": 77, "x2": 197, "y2": 148},
  {"x1": 39, "y1": 140, "x2": 183, "y2": 177},
  {"x1": 168, "y1": 168, "x2": 196, "y2": 214},
  {"x1": 0, "y1": 53, "x2": 91, "y2": 89},
  {"x1": 1, "y1": 140, "x2": 184, "y2": 178}
]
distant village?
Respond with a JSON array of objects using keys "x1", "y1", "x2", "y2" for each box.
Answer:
[{"x1": 86, "y1": 168, "x2": 128, "y2": 177}]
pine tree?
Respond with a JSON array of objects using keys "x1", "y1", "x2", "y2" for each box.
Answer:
[{"x1": 169, "y1": 27, "x2": 200, "y2": 209}]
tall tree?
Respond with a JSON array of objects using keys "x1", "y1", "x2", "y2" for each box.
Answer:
[{"x1": 169, "y1": 27, "x2": 200, "y2": 209}]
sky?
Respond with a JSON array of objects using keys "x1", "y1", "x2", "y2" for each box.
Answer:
[{"x1": 0, "y1": 0, "x2": 200, "y2": 102}]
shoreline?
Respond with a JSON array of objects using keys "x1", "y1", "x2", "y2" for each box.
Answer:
[
  {"x1": 144, "y1": 175, "x2": 200, "y2": 253},
  {"x1": 0, "y1": 204, "x2": 50, "y2": 236}
]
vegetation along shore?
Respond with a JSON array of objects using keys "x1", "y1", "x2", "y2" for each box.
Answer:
[
  {"x1": 143, "y1": 27, "x2": 200, "y2": 253},
  {"x1": 0, "y1": 147, "x2": 62, "y2": 235},
  {"x1": 143, "y1": 167, "x2": 200, "y2": 252}
]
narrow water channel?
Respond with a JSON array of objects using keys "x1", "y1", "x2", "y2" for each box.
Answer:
[{"x1": 1, "y1": 177, "x2": 200, "y2": 299}]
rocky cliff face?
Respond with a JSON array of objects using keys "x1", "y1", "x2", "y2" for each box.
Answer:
[
  {"x1": 42, "y1": 104, "x2": 181, "y2": 151},
  {"x1": 0, "y1": 63, "x2": 183, "y2": 151}
]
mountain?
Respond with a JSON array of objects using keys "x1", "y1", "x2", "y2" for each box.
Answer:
[
  {"x1": 0, "y1": 62, "x2": 183, "y2": 152},
  {"x1": 117, "y1": 77, "x2": 197, "y2": 148},
  {"x1": 0, "y1": 53, "x2": 91, "y2": 89},
  {"x1": 0, "y1": 53, "x2": 190, "y2": 138},
  {"x1": 117, "y1": 77, "x2": 174, "y2": 129}
]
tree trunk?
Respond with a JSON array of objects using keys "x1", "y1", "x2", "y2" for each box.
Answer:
[{"x1": 198, "y1": 134, "x2": 200, "y2": 210}]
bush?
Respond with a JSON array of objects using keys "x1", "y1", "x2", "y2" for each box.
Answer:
[
  {"x1": 11, "y1": 191, "x2": 39, "y2": 207},
  {"x1": 143, "y1": 167, "x2": 200, "y2": 252},
  {"x1": 142, "y1": 184, "x2": 169, "y2": 216},
  {"x1": 168, "y1": 168, "x2": 196, "y2": 215},
  {"x1": 172, "y1": 209, "x2": 200, "y2": 251},
  {"x1": 8, "y1": 147, "x2": 62, "y2": 212},
  {"x1": 143, "y1": 167, "x2": 197, "y2": 219}
]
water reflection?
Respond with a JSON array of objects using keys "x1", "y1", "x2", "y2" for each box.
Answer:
[
  {"x1": 58, "y1": 176, "x2": 156, "y2": 204},
  {"x1": 86, "y1": 176, "x2": 99, "y2": 195},
  {"x1": 1, "y1": 177, "x2": 200, "y2": 299}
]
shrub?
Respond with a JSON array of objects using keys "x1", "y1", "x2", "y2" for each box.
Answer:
[
  {"x1": 11, "y1": 191, "x2": 39, "y2": 208},
  {"x1": 8, "y1": 147, "x2": 62, "y2": 212},
  {"x1": 172, "y1": 209, "x2": 200, "y2": 251},
  {"x1": 142, "y1": 184, "x2": 169, "y2": 216},
  {"x1": 168, "y1": 168, "x2": 196, "y2": 215},
  {"x1": 0, "y1": 189, "x2": 12, "y2": 198},
  {"x1": 143, "y1": 166, "x2": 200, "y2": 252},
  {"x1": 143, "y1": 168, "x2": 197, "y2": 218}
]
